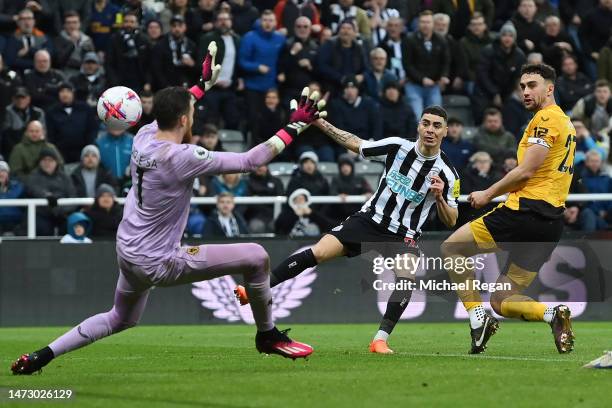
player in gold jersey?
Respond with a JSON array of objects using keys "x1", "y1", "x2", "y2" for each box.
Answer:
[{"x1": 441, "y1": 63, "x2": 576, "y2": 355}]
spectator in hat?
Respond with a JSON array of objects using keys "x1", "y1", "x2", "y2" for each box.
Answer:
[
  {"x1": 150, "y1": 14, "x2": 199, "y2": 90},
  {"x1": 160, "y1": 0, "x2": 192, "y2": 33},
  {"x1": 441, "y1": 117, "x2": 475, "y2": 174},
  {"x1": 84, "y1": 183, "x2": 123, "y2": 238},
  {"x1": 60, "y1": 211, "x2": 92, "y2": 243},
  {"x1": 328, "y1": 153, "x2": 372, "y2": 223},
  {"x1": 380, "y1": 80, "x2": 416, "y2": 140},
  {"x1": 25, "y1": 147, "x2": 76, "y2": 236},
  {"x1": 0, "y1": 160, "x2": 25, "y2": 234},
  {"x1": 315, "y1": 18, "x2": 367, "y2": 95},
  {"x1": 202, "y1": 192, "x2": 250, "y2": 238},
  {"x1": 286, "y1": 151, "x2": 330, "y2": 197},
  {"x1": 9, "y1": 120, "x2": 62, "y2": 180},
  {"x1": 97, "y1": 125, "x2": 133, "y2": 181},
  {"x1": 69, "y1": 51, "x2": 107, "y2": 108},
  {"x1": 53, "y1": 10, "x2": 95, "y2": 77},
  {"x1": 328, "y1": 76, "x2": 382, "y2": 148},
  {"x1": 3, "y1": 8, "x2": 53, "y2": 73},
  {"x1": 46, "y1": 82, "x2": 98, "y2": 163},
  {"x1": 275, "y1": 188, "x2": 334, "y2": 237},
  {"x1": 71, "y1": 144, "x2": 117, "y2": 198},
  {"x1": 363, "y1": 47, "x2": 398, "y2": 102},
  {"x1": 145, "y1": 19, "x2": 163, "y2": 47},
  {"x1": 1, "y1": 86, "x2": 46, "y2": 158},
  {"x1": 23, "y1": 49, "x2": 67, "y2": 111}
]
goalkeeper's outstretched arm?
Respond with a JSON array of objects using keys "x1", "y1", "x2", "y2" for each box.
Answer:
[{"x1": 313, "y1": 119, "x2": 362, "y2": 154}]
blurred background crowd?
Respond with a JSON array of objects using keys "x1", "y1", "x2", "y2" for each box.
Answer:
[{"x1": 1, "y1": 0, "x2": 612, "y2": 240}]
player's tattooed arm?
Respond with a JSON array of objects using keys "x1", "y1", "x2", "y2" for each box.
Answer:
[{"x1": 313, "y1": 119, "x2": 362, "y2": 154}]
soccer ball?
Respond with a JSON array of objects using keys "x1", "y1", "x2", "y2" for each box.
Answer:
[{"x1": 97, "y1": 86, "x2": 142, "y2": 131}]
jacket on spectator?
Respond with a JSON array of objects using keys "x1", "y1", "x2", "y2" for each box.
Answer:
[
  {"x1": 328, "y1": 95, "x2": 382, "y2": 141},
  {"x1": 275, "y1": 189, "x2": 334, "y2": 236},
  {"x1": 71, "y1": 164, "x2": 118, "y2": 198},
  {"x1": 25, "y1": 166, "x2": 76, "y2": 218},
  {"x1": 150, "y1": 33, "x2": 199, "y2": 90},
  {"x1": 3, "y1": 30, "x2": 53, "y2": 72},
  {"x1": 1, "y1": 104, "x2": 46, "y2": 158},
  {"x1": 244, "y1": 169, "x2": 284, "y2": 226},
  {"x1": 238, "y1": 21, "x2": 285, "y2": 92},
  {"x1": 460, "y1": 30, "x2": 494, "y2": 82},
  {"x1": 23, "y1": 68, "x2": 66, "y2": 110},
  {"x1": 105, "y1": 28, "x2": 149, "y2": 91},
  {"x1": 228, "y1": 0, "x2": 259, "y2": 36},
  {"x1": 441, "y1": 137, "x2": 475, "y2": 173},
  {"x1": 210, "y1": 176, "x2": 249, "y2": 197},
  {"x1": 328, "y1": 154, "x2": 372, "y2": 222},
  {"x1": 571, "y1": 94, "x2": 612, "y2": 134},
  {"x1": 8, "y1": 135, "x2": 63, "y2": 180},
  {"x1": 475, "y1": 38, "x2": 526, "y2": 99},
  {"x1": 540, "y1": 30, "x2": 576, "y2": 73},
  {"x1": 278, "y1": 36, "x2": 318, "y2": 96},
  {"x1": 579, "y1": 4, "x2": 612, "y2": 57},
  {"x1": 85, "y1": 201, "x2": 123, "y2": 238},
  {"x1": 46, "y1": 101, "x2": 98, "y2": 163},
  {"x1": 581, "y1": 167, "x2": 612, "y2": 214},
  {"x1": 198, "y1": 29, "x2": 240, "y2": 84},
  {"x1": 363, "y1": 69, "x2": 397, "y2": 102},
  {"x1": 0, "y1": 179, "x2": 24, "y2": 225},
  {"x1": 53, "y1": 30, "x2": 95, "y2": 74},
  {"x1": 511, "y1": 12, "x2": 545, "y2": 54},
  {"x1": 380, "y1": 93, "x2": 417, "y2": 140},
  {"x1": 325, "y1": 3, "x2": 371, "y2": 38},
  {"x1": 286, "y1": 167, "x2": 329, "y2": 197},
  {"x1": 203, "y1": 209, "x2": 249, "y2": 238},
  {"x1": 473, "y1": 126, "x2": 517, "y2": 158},
  {"x1": 69, "y1": 68, "x2": 107, "y2": 107},
  {"x1": 459, "y1": 164, "x2": 499, "y2": 223},
  {"x1": 274, "y1": 0, "x2": 320, "y2": 38},
  {"x1": 0, "y1": 68, "x2": 22, "y2": 123},
  {"x1": 597, "y1": 39, "x2": 612, "y2": 85},
  {"x1": 88, "y1": 0, "x2": 121, "y2": 51},
  {"x1": 316, "y1": 37, "x2": 367, "y2": 92},
  {"x1": 449, "y1": 0, "x2": 495, "y2": 39},
  {"x1": 555, "y1": 72, "x2": 593, "y2": 113},
  {"x1": 404, "y1": 31, "x2": 450, "y2": 83},
  {"x1": 96, "y1": 131, "x2": 133, "y2": 179}
]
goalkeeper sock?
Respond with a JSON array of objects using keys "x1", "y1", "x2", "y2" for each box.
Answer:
[
  {"x1": 468, "y1": 304, "x2": 486, "y2": 329},
  {"x1": 270, "y1": 249, "x2": 317, "y2": 287}
]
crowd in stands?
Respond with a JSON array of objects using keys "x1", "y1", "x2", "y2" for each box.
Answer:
[{"x1": 1, "y1": 0, "x2": 612, "y2": 239}]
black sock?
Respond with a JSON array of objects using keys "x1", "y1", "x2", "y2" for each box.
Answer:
[
  {"x1": 270, "y1": 249, "x2": 318, "y2": 287},
  {"x1": 33, "y1": 346, "x2": 54, "y2": 366},
  {"x1": 378, "y1": 277, "x2": 413, "y2": 335}
]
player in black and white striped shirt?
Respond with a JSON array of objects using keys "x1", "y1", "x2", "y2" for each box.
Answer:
[{"x1": 235, "y1": 106, "x2": 459, "y2": 353}]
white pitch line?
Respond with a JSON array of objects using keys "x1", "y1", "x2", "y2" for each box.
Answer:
[{"x1": 396, "y1": 352, "x2": 576, "y2": 363}]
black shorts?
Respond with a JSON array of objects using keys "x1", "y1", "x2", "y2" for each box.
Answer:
[
  {"x1": 470, "y1": 204, "x2": 564, "y2": 272},
  {"x1": 326, "y1": 212, "x2": 420, "y2": 258}
]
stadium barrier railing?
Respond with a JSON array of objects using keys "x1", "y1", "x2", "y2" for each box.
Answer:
[{"x1": 0, "y1": 194, "x2": 612, "y2": 238}]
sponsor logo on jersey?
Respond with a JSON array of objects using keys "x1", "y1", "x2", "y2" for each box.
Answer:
[
  {"x1": 186, "y1": 247, "x2": 200, "y2": 256},
  {"x1": 387, "y1": 170, "x2": 425, "y2": 203}
]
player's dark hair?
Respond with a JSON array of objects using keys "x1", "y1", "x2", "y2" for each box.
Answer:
[
  {"x1": 153, "y1": 87, "x2": 192, "y2": 130},
  {"x1": 421, "y1": 105, "x2": 448, "y2": 122},
  {"x1": 520, "y1": 63, "x2": 557, "y2": 83}
]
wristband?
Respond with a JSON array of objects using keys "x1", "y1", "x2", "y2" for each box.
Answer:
[{"x1": 189, "y1": 85, "x2": 205, "y2": 100}]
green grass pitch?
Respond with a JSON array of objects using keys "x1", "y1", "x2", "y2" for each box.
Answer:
[{"x1": 1, "y1": 323, "x2": 610, "y2": 407}]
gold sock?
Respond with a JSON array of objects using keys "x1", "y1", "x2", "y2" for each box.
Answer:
[
  {"x1": 446, "y1": 255, "x2": 482, "y2": 310},
  {"x1": 500, "y1": 295, "x2": 546, "y2": 321}
]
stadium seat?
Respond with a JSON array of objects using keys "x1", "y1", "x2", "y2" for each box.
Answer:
[
  {"x1": 219, "y1": 129, "x2": 244, "y2": 142},
  {"x1": 462, "y1": 126, "x2": 478, "y2": 141},
  {"x1": 268, "y1": 162, "x2": 296, "y2": 189},
  {"x1": 222, "y1": 141, "x2": 246, "y2": 153},
  {"x1": 443, "y1": 94, "x2": 474, "y2": 126},
  {"x1": 355, "y1": 161, "x2": 384, "y2": 191}
]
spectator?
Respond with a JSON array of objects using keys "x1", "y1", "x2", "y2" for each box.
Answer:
[
  {"x1": 46, "y1": 82, "x2": 98, "y2": 163},
  {"x1": 89, "y1": 0, "x2": 121, "y2": 53},
  {"x1": 328, "y1": 75, "x2": 382, "y2": 146},
  {"x1": 540, "y1": 15, "x2": 575, "y2": 74},
  {"x1": 573, "y1": 119, "x2": 608, "y2": 166},
  {"x1": 69, "y1": 52, "x2": 106, "y2": 108},
  {"x1": 84, "y1": 183, "x2": 122, "y2": 238},
  {"x1": 556, "y1": 54, "x2": 593, "y2": 113},
  {"x1": 150, "y1": 15, "x2": 198, "y2": 90},
  {"x1": 97, "y1": 127, "x2": 133, "y2": 181},
  {"x1": 197, "y1": 9, "x2": 241, "y2": 130},
  {"x1": 60, "y1": 211, "x2": 92, "y2": 243},
  {"x1": 367, "y1": 0, "x2": 400, "y2": 46},
  {"x1": 363, "y1": 47, "x2": 397, "y2": 102},
  {"x1": 129, "y1": 90, "x2": 154, "y2": 135},
  {"x1": 105, "y1": 11, "x2": 150, "y2": 92},
  {"x1": 380, "y1": 80, "x2": 417, "y2": 140},
  {"x1": 0, "y1": 1, "x2": 53, "y2": 36},
  {"x1": 203, "y1": 192, "x2": 249, "y2": 237},
  {"x1": 580, "y1": 149, "x2": 612, "y2": 229},
  {"x1": 145, "y1": 19, "x2": 163, "y2": 48},
  {"x1": 25, "y1": 148, "x2": 76, "y2": 236},
  {"x1": 433, "y1": 12, "x2": 468, "y2": 94},
  {"x1": 160, "y1": 0, "x2": 191, "y2": 33},
  {"x1": 404, "y1": 11, "x2": 450, "y2": 118},
  {"x1": 244, "y1": 164, "x2": 283, "y2": 233},
  {"x1": 3, "y1": 8, "x2": 52, "y2": 73},
  {"x1": 189, "y1": 0, "x2": 218, "y2": 41},
  {"x1": 580, "y1": 0, "x2": 612, "y2": 80},
  {"x1": 460, "y1": 12, "x2": 494, "y2": 96},
  {"x1": 8, "y1": 120, "x2": 61, "y2": 180},
  {"x1": 275, "y1": 188, "x2": 334, "y2": 237},
  {"x1": 1, "y1": 87, "x2": 46, "y2": 158},
  {"x1": 379, "y1": 16, "x2": 408, "y2": 86},
  {"x1": 473, "y1": 108, "x2": 517, "y2": 158},
  {"x1": 23, "y1": 49, "x2": 66, "y2": 111},
  {"x1": 211, "y1": 173, "x2": 249, "y2": 196},
  {"x1": 316, "y1": 18, "x2": 367, "y2": 95},
  {"x1": 472, "y1": 23, "x2": 526, "y2": 123},
  {"x1": 328, "y1": 153, "x2": 372, "y2": 223},
  {"x1": 71, "y1": 144, "x2": 117, "y2": 198},
  {"x1": 53, "y1": 10, "x2": 95, "y2": 77},
  {"x1": 238, "y1": 10, "x2": 285, "y2": 130},
  {"x1": 571, "y1": 80, "x2": 612, "y2": 135},
  {"x1": 526, "y1": 51, "x2": 543, "y2": 65},
  {"x1": 253, "y1": 88, "x2": 286, "y2": 146},
  {"x1": 325, "y1": 0, "x2": 371, "y2": 39},
  {"x1": 198, "y1": 123, "x2": 225, "y2": 152},
  {"x1": 277, "y1": 16, "x2": 319, "y2": 107},
  {"x1": 0, "y1": 54, "x2": 22, "y2": 125},
  {"x1": 460, "y1": 151, "x2": 499, "y2": 223},
  {"x1": 502, "y1": 82, "x2": 531, "y2": 140},
  {"x1": 441, "y1": 117, "x2": 474, "y2": 172},
  {"x1": 274, "y1": 0, "x2": 321, "y2": 38},
  {"x1": 0, "y1": 161, "x2": 24, "y2": 234},
  {"x1": 512, "y1": 0, "x2": 545, "y2": 54},
  {"x1": 228, "y1": 0, "x2": 259, "y2": 36},
  {"x1": 448, "y1": 0, "x2": 495, "y2": 39},
  {"x1": 287, "y1": 151, "x2": 330, "y2": 196},
  {"x1": 51, "y1": 1, "x2": 93, "y2": 35},
  {"x1": 118, "y1": 0, "x2": 157, "y2": 28}
]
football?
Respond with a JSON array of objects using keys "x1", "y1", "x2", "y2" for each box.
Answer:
[{"x1": 97, "y1": 86, "x2": 142, "y2": 131}]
